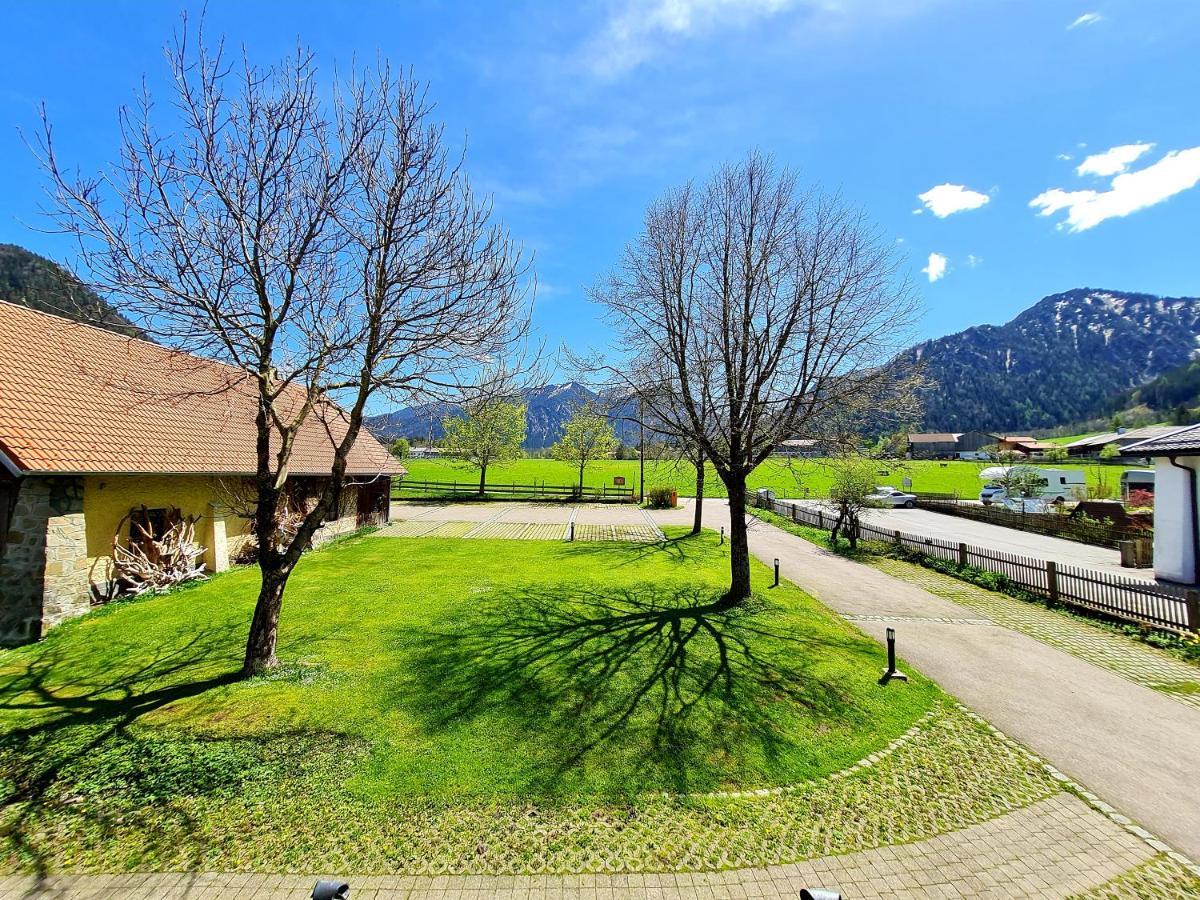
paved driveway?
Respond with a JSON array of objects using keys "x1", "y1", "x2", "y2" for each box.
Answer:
[
  {"x1": 783, "y1": 500, "x2": 1147, "y2": 580},
  {"x1": 647, "y1": 500, "x2": 1200, "y2": 862}
]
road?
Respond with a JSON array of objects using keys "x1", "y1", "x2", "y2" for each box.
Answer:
[
  {"x1": 648, "y1": 499, "x2": 1200, "y2": 862},
  {"x1": 784, "y1": 499, "x2": 1148, "y2": 580}
]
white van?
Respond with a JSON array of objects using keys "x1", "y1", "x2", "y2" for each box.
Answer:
[{"x1": 978, "y1": 466, "x2": 1086, "y2": 505}]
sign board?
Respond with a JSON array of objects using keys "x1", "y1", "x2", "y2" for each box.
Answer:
[
  {"x1": 613, "y1": 476, "x2": 626, "y2": 486},
  {"x1": 902, "y1": 476, "x2": 912, "y2": 488}
]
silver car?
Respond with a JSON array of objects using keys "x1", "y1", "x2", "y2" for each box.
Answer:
[{"x1": 867, "y1": 487, "x2": 917, "y2": 509}]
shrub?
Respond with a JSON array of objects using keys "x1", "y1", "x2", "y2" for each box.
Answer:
[
  {"x1": 1127, "y1": 488, "x2": 1154, "y2": 509},
  {"x1": 646, "y1": 486, "x2": 676, "y2": 508}
]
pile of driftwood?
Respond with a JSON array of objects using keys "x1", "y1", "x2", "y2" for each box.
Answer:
[{"x1": 112, "y1": 506, "x2": 207, "y2": 595}]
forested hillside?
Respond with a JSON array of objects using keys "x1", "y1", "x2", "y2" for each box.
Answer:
[
  {"x1": 909, "y1": 288, "x2": 1200, "y2": 432},
  {"x1": 0, "y1": 244, "x2": 139, "y2": 336}
]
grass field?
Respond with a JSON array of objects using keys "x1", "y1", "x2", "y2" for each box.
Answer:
[
  {"x1": 396, "y1": 455, "x2": 1136, "y2": 500},
  {"x1": 0, "y1": 529, "x2": 939, "y2": 871}
]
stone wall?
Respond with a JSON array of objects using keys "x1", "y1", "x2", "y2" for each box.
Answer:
[
  {"x1": 311, "y1": 489, "x2": 360, "y2": 547},
  {"x1": 0, "y1": 476, "x2": 90, "y2": 644}
]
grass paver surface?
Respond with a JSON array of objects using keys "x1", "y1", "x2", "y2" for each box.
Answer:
[
  {"x1": 4, "y1": 529, "x2": 1045, "y2": 874},
  {"x1": 1071, "y1": 853, "x2": 1200, "y2": 898}
]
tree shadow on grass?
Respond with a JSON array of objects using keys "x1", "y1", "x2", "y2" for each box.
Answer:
[
  {"x1": 0, "y1": 624, "x2": 276, "y2": 883},
  {"x1": 399, "y1": 583, "x2": 874, "y2": 797},
  {"x1": 558, "y1": 531, "x2": 714, "y2": 566}
]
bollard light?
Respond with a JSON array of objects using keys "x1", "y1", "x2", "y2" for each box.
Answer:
[
  {"x1": 312, "y1": 880, "x2": 350, "y2": 900},
  {"x1": 879, "y1": 627, "x2": 908, "y2": 684},
  {"x1": 773, "y1": 558, "x2": 780, "y2": 587},
  {"x1": 569, "y1": 521, "x2": 575, "y2": 542},
  {"x1": 720, "y1": 526, "x2": 725, "y2": 545}
]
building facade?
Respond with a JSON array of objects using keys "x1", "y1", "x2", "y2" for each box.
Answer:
[
  {"x1": 0, "y1": 301, "x2": 401, "y2": 644},
  {"x1": 1121, "y1": 425, "x2": 1198, "y2": 586}
]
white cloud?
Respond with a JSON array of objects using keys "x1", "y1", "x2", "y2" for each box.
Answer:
[
  {"x1": 583, "y1": 0, "x2": 939, "y2": 77},
  {"x1": 1057, "y1": 153, "x2": 1073, "y2": 161},
  {"x1": 588, "y1": 0, "x2": 795, "y2": 76},
  {"x1": 1068, "y1": 12, "x2": 1103, "y2": 29},
  {"x1": 922, "y1": 252, "x2": 947, "y2": 282},
  {"x1": 1030, "y1": 146, "x2": 1200, "y2": 231},
  {"x1": 916, "y1": 183, "x2": 990, "y2": 217},
  {"x1": 966, "y1": 254, "x2": 982, "y2": 268},
  {"x1": 1076, "y1": 142, "x2": 1154, "y2": 177}
]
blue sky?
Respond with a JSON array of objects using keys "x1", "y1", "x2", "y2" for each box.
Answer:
[{"x1": 1, "y1": 0, "x2": 1198, "y2": 359}]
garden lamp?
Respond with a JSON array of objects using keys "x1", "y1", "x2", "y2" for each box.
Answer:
[{"x1": 311, "y1": 880, "x2": 350, "y2": 899}]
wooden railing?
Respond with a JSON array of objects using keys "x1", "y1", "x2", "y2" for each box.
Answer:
[
  {"x1": 751, "y1": 496, "x2": 1197, "y2": 634},
  {"x1": 393, "y1": 478, "x2": 635, "y2": 502}
]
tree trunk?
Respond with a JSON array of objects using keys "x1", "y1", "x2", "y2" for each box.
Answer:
[
  {"x1": 692, "y1": 459, "x2": 705, "y2": 534},
  {"x1": 243, "y1": 569, "x2": 290, "y2": 676},
  {"x1": 479, "y1": 461, "x2": 487, "y2": 497},
  {"x1": 723, "y1": 476, "x2": 752, "y2": 605}
]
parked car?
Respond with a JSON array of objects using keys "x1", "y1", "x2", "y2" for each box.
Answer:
[
  {"x1": 1002, "y1": 496, "x2": 1051, "y2": 514},
  {"x1": 867, "y1": 487, "x2": 917, "y2": 508},
  {"x1": 979, "y1": 483, "x2": 1008, "y2": 506}
]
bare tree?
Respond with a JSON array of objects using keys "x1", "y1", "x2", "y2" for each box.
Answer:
[
  {"x1": 591, "y1": 153, "x2": 917, "y2": 603},
  {"x1": 38, "y1": 23, "x2": 533, "y2": 675}
]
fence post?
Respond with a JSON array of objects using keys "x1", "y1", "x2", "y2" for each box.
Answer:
[
  {"x1": 958, "y1": 542, "x2": 967, "y2": 567},
  {"x1": 817, "y1": 510, "x2": 824, "y2": 529},
  {"x1": 1186, "y1": 590, "x2": 1200, "y2": 633},
  {"x1": 1046, "y1": 561, "x2": 1059, "y2": 602},
  {"x1": 894, "y1": 529, "x2": 902, "y2": 545}
]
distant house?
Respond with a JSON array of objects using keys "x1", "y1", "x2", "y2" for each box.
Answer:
[
  {"x1": 1009, "y1": 440, "x2": 1058, "y2": 459},
  {"x1": 1064, "y1": 426, "x2": 1180, "y2": 458},
  {"x1": 1121, "y1": 425, "x2": 1199, "y2": 585},
  {"x1": 995, "y1": 435, "x2": 1036, "y2": 454},
  {"x1": 907, "y1": 433, "x2": 959, "y2": 459},
  {"x1": 954, "y1": 430, "x2": 1000, "y2": 459},
  {"x1": 0, "y1": 301, "x2": 403, "y2": 644},
  {"x1": 774, "y1": 438, "x2": 828, "y2": 458}
]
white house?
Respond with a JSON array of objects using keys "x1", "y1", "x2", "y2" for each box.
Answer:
[{"x1": 1121, "y1": 424, "x2": 1200, "y2": 585}]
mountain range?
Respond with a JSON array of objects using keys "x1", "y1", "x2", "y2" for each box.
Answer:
[
  {"x1": 365, "y1": 383, "x2": 641, "y2": 449},
  {"x1": 370, "y1": 287, "x2": 1200, "y2": 446},
  {"x1": 1, "y1": 243, "x2": 1194, "y2": 444},
  {"x1": 910, "y1": 288, "x2": 1200, "y2": 432}
]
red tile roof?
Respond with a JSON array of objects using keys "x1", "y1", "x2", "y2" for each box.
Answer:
[{"x1": 0, "y1": 300, "x2": 404, "y2": 477}]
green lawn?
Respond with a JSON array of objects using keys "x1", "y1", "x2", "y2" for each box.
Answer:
[
  {"x1": 0, "y1": 529, "x2": 941, "y2": 872},
  {"x1": 397, "y1": 455, "x2": 1135, "y2": 500}
]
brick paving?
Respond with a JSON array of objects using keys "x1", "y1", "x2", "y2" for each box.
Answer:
[
  {"x1": 868, "y1": 556, "x2": 1200, "y2": 709},
  {"x1": 377, "y1": 502, "x2": 665, "y2": 543},
  {"x1": 0, "y1": 794, "x2": 1175, "y2": 898},
  {"x1": 375, "y1": 519, "x2": 662, "y2": 542}
]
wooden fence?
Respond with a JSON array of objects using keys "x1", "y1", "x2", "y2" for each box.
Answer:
[
  {"x1": 915, "y1": 497, "x2": 1151, "y2": 550},
  {"x1": 752, "y1": 496, "x2": 1197, "y2": 634},
  {"x1": 394, "y1": 478, "x2": 635, "y2": 502}
]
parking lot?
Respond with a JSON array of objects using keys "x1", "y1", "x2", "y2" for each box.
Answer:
[
  {"x1": 786, "y1": 500, "x2": 1150, "y2": 580},
  {"x1": 384, "y1": 501, "x2": 666, "y2": 542}
]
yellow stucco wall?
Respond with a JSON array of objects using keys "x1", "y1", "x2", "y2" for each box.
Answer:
[
  {"x1": 80, "y1": 475, "x2": 369, "y2": 594},
  {"x1": 82, "y1": 474, "x2": 254, "y2": 591}
]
